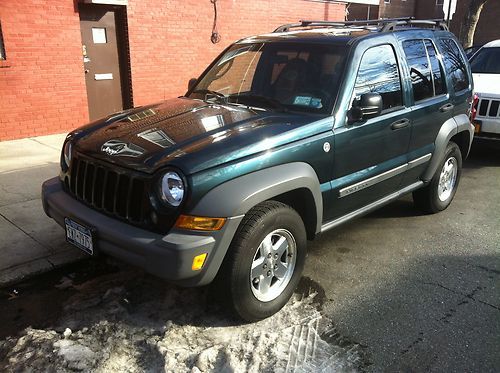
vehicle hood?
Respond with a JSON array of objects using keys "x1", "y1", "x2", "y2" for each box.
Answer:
[
  {"x1": 473, "y1": 73, "x2": 500, "y2": 97},
  {"x1": 72, "y1": 97, "x2": 316, "y2": 175}
]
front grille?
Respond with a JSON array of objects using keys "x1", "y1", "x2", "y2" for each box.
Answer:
[
  {"x1": 478, "y1": 98, "x2": 500, "y2": 118},
  {"x1": 67, "y1": 154, "x2": 148, "y2": 225}
]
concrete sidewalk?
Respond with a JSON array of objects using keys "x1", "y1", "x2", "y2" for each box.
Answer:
[{"x1": 0, "y1": 134, "x2": 85, "y2": 286}]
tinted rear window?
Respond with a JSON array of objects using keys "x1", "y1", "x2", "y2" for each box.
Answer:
[{"x1": 438, "y1": 38, "x2": 469, "y2": 92}]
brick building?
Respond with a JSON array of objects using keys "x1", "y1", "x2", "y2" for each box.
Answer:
[
  {"x1": 0, "y1": 0, "x2": 349, "y2": 141},
  {"x1": 347, "y1": 0, "x2": 444, "y2": 21},
  {"x1": 347, "y1": 0, "x2": 500, "y2": 47}
]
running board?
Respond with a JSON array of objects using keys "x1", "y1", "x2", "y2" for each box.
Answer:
[{"x1": 320, "y1": 181, "x2": 424, "y2": 233}]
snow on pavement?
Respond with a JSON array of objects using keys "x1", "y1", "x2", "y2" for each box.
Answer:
[{"x1": 0, "y1": 270, "x2": 364, "y2": 372}]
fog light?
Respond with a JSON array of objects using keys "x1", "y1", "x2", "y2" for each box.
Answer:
[
  {"x1": 192, "y1": 253, "x2": 207, "y2": 271},
  {"x1": 175, "y1": 215, "x2": 226, "y2": 231}
]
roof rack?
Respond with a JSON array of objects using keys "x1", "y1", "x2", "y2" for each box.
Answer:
[{"x1": 273, "y1": 18, "x2": 448, "y2": 33}]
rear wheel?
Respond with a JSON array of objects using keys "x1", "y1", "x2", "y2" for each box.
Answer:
[
  {"x1": 413, "y1": 141, "x2": 462, "y2": 214},
  {"x1": 222, "y1": 201, "x2": 307, "y2": 321}
]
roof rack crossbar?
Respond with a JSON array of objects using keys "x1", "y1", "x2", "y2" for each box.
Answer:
[
  {"x1": 381, "y1": 19, "x2": 448, "y2": 32},
  {"x1": 273, "y1": 18, "x2": 448, "y2": 33}
]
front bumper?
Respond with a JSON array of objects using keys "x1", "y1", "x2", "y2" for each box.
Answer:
[{"x1": 41, "y1": 177, "x2": 243, "y2": 286}]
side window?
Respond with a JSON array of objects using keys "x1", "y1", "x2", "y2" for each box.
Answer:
[
  {"x1": 438, "y1": 38, "x2": 469, "y2": 92},
  {"x1": 353, "y1": 44, "x2": 403, "y2": 111},
  {"x1": 424, "y1": 40, "x2": 445, "y2": 96},
  {"x1": 402, "y1": 39, "x2": 446, "y2": 102}
]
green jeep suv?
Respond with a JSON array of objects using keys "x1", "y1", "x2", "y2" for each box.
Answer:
[{"x1": 42, "y1": 18, "x2": 474, "y2": 321}]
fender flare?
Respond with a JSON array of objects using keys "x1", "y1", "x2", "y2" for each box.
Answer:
[
  {"x1": 422, "y1": 114, "x2": 473, "y2": 182},
  {"x1": 189, "y1": 162, "x2": 323, "y2": 233}
]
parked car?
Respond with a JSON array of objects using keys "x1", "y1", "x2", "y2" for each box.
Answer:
[
  {"x1": 464, "y1": 44, "x2": 482, "y2": 60},
  {"x1": 469, "y1": 40, "x2": 500, "y2": 140},
  {"x1": 42, "y1": 18, "x2": 474, "y2": 321}
]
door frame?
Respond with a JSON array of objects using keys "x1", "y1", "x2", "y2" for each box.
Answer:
[{"x1": 78, "y1": 3, "x2": 133, "y2": 118}]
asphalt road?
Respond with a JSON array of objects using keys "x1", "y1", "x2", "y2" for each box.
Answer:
[
  {"x1": 1, "y1": 140, "x2": 498, "y2": 372},
  {"x1": 304, "y1": 139, "x2": 500, "y2": 371}
]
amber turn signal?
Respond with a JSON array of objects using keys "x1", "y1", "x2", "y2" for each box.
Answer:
[
  {"x1": 192, "y1": 253, "x2": 208, "y2": 271},
  {"x1": 175, "y1": 215, "x2": 226, "y2": 231}
]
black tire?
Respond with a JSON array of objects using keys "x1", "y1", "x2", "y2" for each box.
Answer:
[
  {"x1": 413, "y1": 141, "x2": 462, "y2": 214},
  {"x1": 222, "y1": 200, "x2": 307, "y2": 321}
]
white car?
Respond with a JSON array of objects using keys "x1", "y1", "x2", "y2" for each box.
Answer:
[{"x1": 470, "y1": 40, "x2": 500, "y2": 140}]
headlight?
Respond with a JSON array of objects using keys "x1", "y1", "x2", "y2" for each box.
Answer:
[
  {"x1": 63, "y1": 141, "x2": 73, "y2": 168},
  {"x1": 159, "y1": 171, "x2": 185, "y2": 206}
]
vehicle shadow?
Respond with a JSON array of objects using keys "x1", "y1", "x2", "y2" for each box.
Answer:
[
  {"x1": 364, "y1": 196, "x2": 424, "y2": 219},
  {"x1": 463, "y1": 139, "x2": 500, "y2": 169}
]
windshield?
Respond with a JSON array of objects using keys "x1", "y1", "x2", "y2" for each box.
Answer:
[
  {"x1": 470, "y1": 47, "x2": 500, "y2": 74},
  {"x1": 188, "y1": 42, "x2": 347, "y2": 114}
]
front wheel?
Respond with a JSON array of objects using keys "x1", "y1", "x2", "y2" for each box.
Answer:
[
  {"x1": 413, "y1": 141, "x2": 462, "y2": 214},
  {"x1": 222, "y1": 201, "x2": 307, "y2": 321}
]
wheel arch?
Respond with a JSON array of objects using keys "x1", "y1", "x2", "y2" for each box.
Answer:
[
  {"x1": 272, "y1": 188, "x2": 318, "y2": 240},
  {"x1": 422, "y1": 114, "x2": 473, "y2": 182},
  {"x1": 450, "y1": 130, "x2": 471, "y2": 161},
  {"x1": 189, "y1": 162, "x2": 323, "y2": 235}
]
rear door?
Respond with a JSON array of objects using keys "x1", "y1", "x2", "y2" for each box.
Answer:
[
  {"x1": 327, "y1": 43, "x2": 412, "y2": 220},
  {"x1": 437, "y1": 38, "x2": 472, "y2": 118},
  {"x1": 398, "y1": 38, "x2": 453, "y2": 186}
]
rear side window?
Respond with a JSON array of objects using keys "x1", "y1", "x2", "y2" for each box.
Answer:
[
  {"x1": 402, "y1": 39, "x2": 445, "y2": 102},
  {"x1": 353, "y1": 44, "x2": 403, "y2": 111},
  {"x1": 438, "y1": 38, "x2": 470, "y2": 92}
]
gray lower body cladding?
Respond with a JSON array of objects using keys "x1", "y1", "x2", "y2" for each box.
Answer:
[{"x1": 41, "y1": 177, "x2": 242, "y2": 286}]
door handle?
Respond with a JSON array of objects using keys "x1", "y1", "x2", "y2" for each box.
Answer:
[
  {"x1": 390, "y1": 118, "x2": 410, "y2": 130},
  {"x1": 439, "y1": 103, "x2": 454, "y2": 113}
]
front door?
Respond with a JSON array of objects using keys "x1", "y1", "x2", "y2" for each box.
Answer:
[
  {"x1": 79, "y1": 5, "x2": 125, "y2": 120},
  {"x1": 328, "y1": 44, "x2": 411, "y2": 220}
]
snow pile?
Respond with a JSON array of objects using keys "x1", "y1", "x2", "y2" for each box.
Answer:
[{"x1": 0, "y1": 272, "x2": 363, "y2": 372}]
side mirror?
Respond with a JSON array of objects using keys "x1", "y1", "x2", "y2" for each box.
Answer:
[
  {"x1": 348, "y1": 93, "x2": 383, "y2": 123},
  {"x1": 188, "y1": 78, "x2": 197, "y2": 91}
]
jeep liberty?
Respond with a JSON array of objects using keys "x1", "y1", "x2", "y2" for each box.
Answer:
[{"x1": 42, "y1": 18, "x2": 474, "y2": 321}]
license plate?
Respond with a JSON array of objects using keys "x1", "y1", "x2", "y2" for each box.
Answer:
[{"x1": 65, "y1": 217, "x2": 94, "y2": 255}]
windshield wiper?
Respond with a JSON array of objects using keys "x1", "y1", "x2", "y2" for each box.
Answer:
[
  {"x1": 191, "y1": 89, "x2": 227, "y2": 102},
  {"x1": 229, "y1": 94, "x2": 288, "y2": 112}
]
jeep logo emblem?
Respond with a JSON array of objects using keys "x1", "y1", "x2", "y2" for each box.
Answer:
[{"x1": 101, "y1": 140, "x2": 144, "y2": 157}]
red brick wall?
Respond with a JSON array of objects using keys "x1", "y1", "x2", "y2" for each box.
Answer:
[
  {"x1": 126, "y1": 0, "x2": 346, "y2": 106},
  {"x1": 378, "y1": 0, "x2": 416, "y2": 19},
  {"x1": 0, "y1": 0, "x2": 345, "y2": 141},
  {"x1": 414, "y1": 0, "x2": 444, "y2": 19},
  {"x1": 0, "y1": 1, "x2": 88, "y2": 141},
  {"x1": 347, "y1": 4, "x2": 380, "y2": 20}
]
